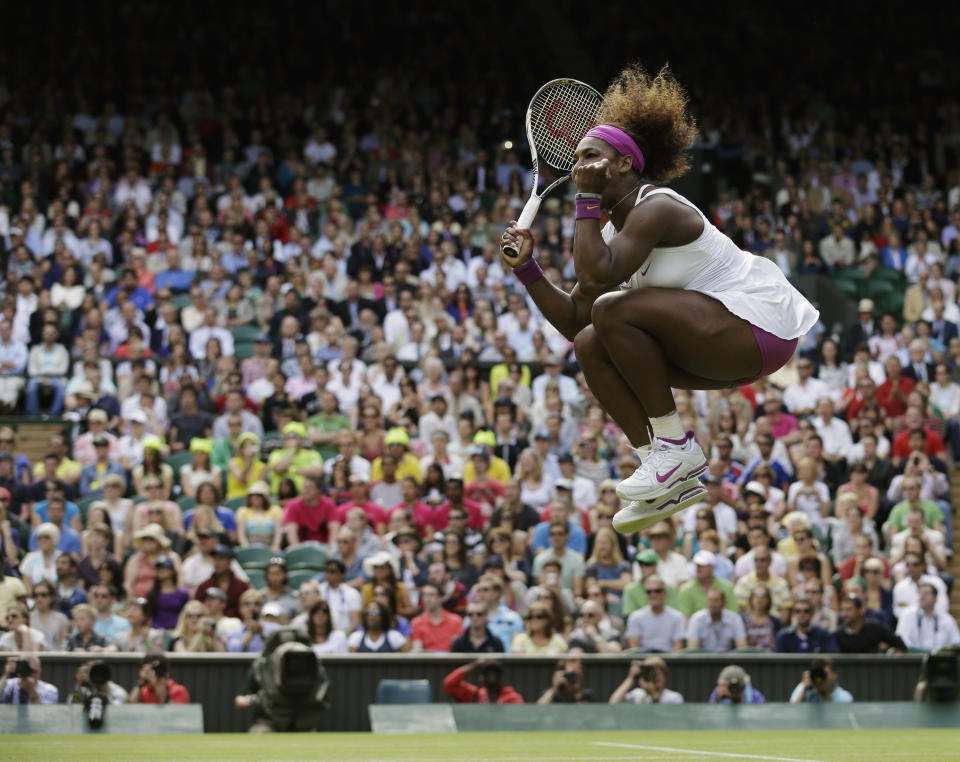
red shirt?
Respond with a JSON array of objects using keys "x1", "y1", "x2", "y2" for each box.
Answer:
[
  {"x1": 409, "y1": 609, "x2": 464, "y2": 652},
  {"x1": 538, "y1": 504, "x2": 592, "y2": 535},
  {"x1": 465, "y1": 479, "x2": 505, "y2": 511},
  {"x1": 442, "y1": 667, "x2": 524, "y2": 704},
  {"x1": 409, "y1": 503, "x2": 447, "y2": 535},
  {"x1": 890, "y1": 429, "x2": 946, "y2": 459},
  {"x1": 876, "y1": 376, "x2": 915, "y2": 419},
  {"x1": 283, "y1": 495, "x2": 335, "y2": 543},
  {"x1": 389, "y1": 501, "x2": 432, "y2": 535},
  {"x1": 332, "y1": 500, "x2": 387, "y2": 528},
  {"x1": 433, "y1": 499, "x2": 484, "y2": 532},
  {"x1": 139, "y1": 678, "x2": 190, "y2": 704},
  {"x1": 838, "y1": 555, "x2": 891, "y2": 581}
]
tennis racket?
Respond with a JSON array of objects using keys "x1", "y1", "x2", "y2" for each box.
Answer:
[{"x1": 502, "y1": 78, "x2": 603, "y2": 261}]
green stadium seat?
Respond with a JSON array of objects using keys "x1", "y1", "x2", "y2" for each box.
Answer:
[
  {"x1": 865, "y1": 279, "x2": 896, "y2": 299},
  {"x1": 870, "y1": 267, "x2": 905, "y2": 286},
  {"x1": 376, "y1": 679, "x2": 431, "y2": 704},
  {"x1": 171, "y1": 293, "x2": 191, "y2": 310},
  {"x1": 224, "y1": 496, "x2": 247, "y2": 511},
  {"x1": 284, "y1": 545, "x2": 328, "y2": 570},
  {"x1": 832, "y1": 278, "x2": 859, "y2": 299},
  {"x1": 132, "y1": 494, "x2": 150, "y2": 505},
  {"x1": 244, "y1": 569, "x2": 266, "y2": 590},
  {"x1": 235, "y1": 544, "x2": 276, "y2": 569},
  {"x1": 76, "y1": 492, "x2": 104, "y2": 523},
  {"x1": 166, "y1": 450, "x2": 193, "y2": 475},
  {"x1": 607, "y1": 600, "x2": 622, "y2": 619},
  {"x1": 230, "y1": 325, "x2": 262, "y2": 342},
  {"x1": 178, "y1": 495, "x2": 197, "y2": 512},
  {"x1": 235, "y1": 341, "x2": 256, "y2": 360},
  {"x1": 287, "y1": 569, "x2": 321, "y2": 589},
  {"x1": 835, "y1": 266, "x2": 865, "y2": 282}
]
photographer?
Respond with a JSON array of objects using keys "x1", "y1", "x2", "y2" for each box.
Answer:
[
  {"x1": 0, "y1": 656, "x2": 59, "y2": 704},
  {"x1": 789, "y1": 657, "x2": 853, "y2": 703},
  {"x1": 67, "y1": 659, "x2": 127, "y2": 705},
  {"x1": 126, "y1": 655, "x2": 190, "y2": 704},
  {"x1": 443, "y1": 658, "x2": 523, "y2": 704},
  {"x1": 707, "y1": 664, "x2": 766, "y2": 704},
  {"x1": 536, "y1": 657, "x2": 595, "y2": 704},
  {"x1": 609, "y1": 657, "x2": 684, "y2": 704}
]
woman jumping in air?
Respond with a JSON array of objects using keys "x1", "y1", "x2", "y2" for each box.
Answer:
[{"x1": 500, "y1": 64, "x2": 818, "y2": 534}]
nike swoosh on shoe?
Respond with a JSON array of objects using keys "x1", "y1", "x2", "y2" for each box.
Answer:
[{"x1": 655, "y1": 464, "x2": 681, "y2": 483}]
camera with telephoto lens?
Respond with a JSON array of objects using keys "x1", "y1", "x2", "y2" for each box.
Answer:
[
  {"x1": 150, "y1": 659, "x2": 167, "y2": 678},
  {"x1": 14, "y1": 659, "x2": 33, "y2": 678},
  {"x1": 81, "y1": 661, "x2": 112, "y2": 731},
  {"x1": 726, "y1": 678, "x2": 744, "y2": 695},
  {"x1": 638, "y1": 664, "x2": 658, "y2": 683},
  {"x1": 810, "y1": 664, "x2": 828, "y2": 685}
]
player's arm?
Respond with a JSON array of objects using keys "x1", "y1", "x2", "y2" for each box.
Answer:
[
  {"x1": 500, "y1": 225, "x2": 597, "y2": 342},
  {"x1": 571, "y1": 157, "x2": 669, "y2": 296}
]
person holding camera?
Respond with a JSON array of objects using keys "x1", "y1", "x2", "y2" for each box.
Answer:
[
  {"x1": 537, "y1": 657, "x2": 595, "y2": 704},
  {"x1": 789, "y1": 657, "x2": 853, "y2": 703},
  {"x1": 707, "y1": 664, "x2": 766, "y2": 704},
  {"x1": 442, "y1": 658, "x2": 523, "y2": 704},
  {"x1": 0, "y1": 655, "x2": 58, "y2": 704},
  {"x1": 126, "y1": 655, "x2": 190, "y2": 704},
  {"x1": 609, "y1": 657, "x2": 683, "y2": 704},
  {"x1": 67, "y1": 659, "x2": 127, "y2": 705}
]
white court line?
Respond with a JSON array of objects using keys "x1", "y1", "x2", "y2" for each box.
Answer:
[{"x1": 593, "y1": 741, "x2": 823, "y2": 762}]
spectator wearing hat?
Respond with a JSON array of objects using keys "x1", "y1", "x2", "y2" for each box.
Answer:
[
  {"x1": 72, "y1": 409, "x2": 119, "y2": 467},
  {"x1": 677, "y1": 551, "x2": 739, "y2": 617},
  {"x1": 124, "y1": 523, "x2": 183, "y2": 600},
  {"x1": 410, "y1": 582, "x2": 464, "y2": 652},
  {"x1": 463, "y1": 430, "x2": 512, "y2": 485},
  {"x1": 372, "y1": 427, "x2": 422, "y2": 484},
  {"x1": 194, "y1": 544, "x2": 249, "y2": 618},
  {"x1": 19, "y1": 523, "x2": 62, "y2": 597},
  {"x1": 846, "y1": 299, "x2": 878, "y2": 361},
  {"x1": 116, "y1": 409, "x2": 151, "y2": 471},
  {"x1": 267, "y1": 421, "x2": 323, "y2": 494},
  {"x1": 224, "y1": 431, "x2": 266, "y2": 499},
  {"x1": 235, "y1": 481, "x2": 284, "y2": 550},
  {"x1": 464, "y1": 446, "x2": 505, "y2": 513},
  {"x1": 392, "y1": 526, "x2": 429, "y2": 588},
  {"x1": 79, "y1": 434, "x2": 127, "y2": 496},
  {"x1": 361, "y1": 551, "x2": 416, "y2": 618},
  {"x1": 623, "y1": 550, "x2": 680, "y2": 616}
]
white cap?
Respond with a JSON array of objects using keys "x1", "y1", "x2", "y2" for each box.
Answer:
[
  {"x1": 262, "y1": 602, "x2": 285, "y2": 618},
  {"x1": 693, "y1": 550, "x2": 716, "y2": 566},
  {"x1": 126, "y1": 410, "x2": 148, "y2": 424}
]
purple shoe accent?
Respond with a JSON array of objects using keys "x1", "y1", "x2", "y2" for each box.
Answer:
[
  {"x1": 655, "y1": 464, "x2": 682, "y2": 483},
  {"x1": 657, "y1": 485, "x2": 705, "y2": 510},
  {"x1": 643, "y1": 462, "x2": 709, "y2": 503},
  {"x1": 657, "y1": 431, "x2": 693, "y2": 447}
]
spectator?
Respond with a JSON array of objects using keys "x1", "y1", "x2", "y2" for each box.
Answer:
[
  {"x1": 226, "y1": 590, "x2": 278, "y2": 653},
  {"x1": 775, "y1": 597, "x2": 838, "y2": 653},
  {"x1": 531, "y1": 520, "x2": 585, "y2": 597},
  {"x1": 686, "y1": 589, "x2": 748, "y2": 652},
  {"x1": 511, "y1": 601, "x2": 567, "y2": 654},
  {"x1": 537, "y1": 657, "x2": 595, "y2": 704},
  {"x1": 734, "y1": 547, "x2": 793, "y2": 622},
  {"x1": 348, "y1": 601, "x2": 410, "y2": 653},
  {"x1": 473, "y1": 573, "x2": 524, "y2": 652},
  {"x1": 892, "y1": 553, "x2": 950, "y2": 617},
  {"x1": 410, "y1": 582, "x2": 463, "y2": 652},
  {"x1": 609, "y1": 657, "x2": 684, "y2": 704},
  {"x1": 443, "y1": 659, "x2": 523, "y2": 704},
  {"x1": 25, "y1": 323, "x2": 69, "y2": 416},
  {"x1": 567, "y1": 599, "x2": 623, "y2": 654},
  {"x1": 741, "y1": 585, "x2": 782, "y2": 650},
  {"x1": 624, "y1": 575, "x2": 685, "y2": 653},
  {"x1": 53, "y1": 554, "x2": 88, "y2": 616},
  {"x1": 317, "y1": 558, "x2": 362, "y2": 632},
  {"x1": 126, "y1": 655, "x2": 190, "y2": 704},
  {"x1": 677, "y1": 551, "x2": 738, "y2": 617},
  {"x1": 114, "y1": 597, "x2": 165, "y2": 653},
  {"x1": 261, "y1": 558, "x2": 298, "y2": 620},
  {"x1": 267, "y1": 422, "x2": 324, "y2": 495},
  {"x1": 306, "y1": 599, "x2": 349, "y2": 655},
  {"x1": 0, "y1": 655, "x2": 58, "y2": 704},
  {"x1": 451, "y1": 600, "x2": 507, "y2": 653},
  {"x1": 66, "y1": 603, "x2": 114, "y2": 652},
  {"x1": 19, "y1": 523, "x2": 61, "y2": 596},
  {"x1": 28, "y1": 580, "x2": 68, "y2": 650},
  {"x1": 895, "y1": 582, "x2": 960, "y2": 651},
  {"x1": 789, "y1": 657, "x2": 853, "y2": 703},
  {"x1": 834, "y1": 594, "x2": 906, "y2": 653},
  {"x1": 194, "y1": 545, "x2": 250, "y2": 618},
  {"x1": 707, "y1": 664, "x2": 766, "y2": 704},
  {"x1": 645, "y1": 522, "x2": 691, "y2": 589},
  {"x1": 90, "y1": 584, "x2": 132, "y2": 642},
  {"x1": 0, "y1": 605, "x2": 45, "y2": 651}
]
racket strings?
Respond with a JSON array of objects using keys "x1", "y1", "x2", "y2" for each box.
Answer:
[{"x1": 529, "y1": 83, "x2": 602, "y2": 172}]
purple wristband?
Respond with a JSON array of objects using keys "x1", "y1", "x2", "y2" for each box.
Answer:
[
  {"x1": 576, "y1": 197, "x2": 603, "y2": 220},
  {"x1": 513, "y1": 258, "x2": 543, "y2": 286}
]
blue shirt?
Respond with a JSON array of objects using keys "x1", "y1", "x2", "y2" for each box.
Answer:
[
  {"x1": 29, "y1": 526, "x2": 82, "y2": 554},
  {"x1": 226, "y1": 622, "x2": 279, "y2": 652},
  {"x1": 184, "y1": 505, "x2": 237, "y2": 532},
  {"x1": 106, "y1": 285, "x2": 154, "y2": 311},
  {"x1": 154, "y1": 269, "x2": 195, "y2": 293},
  {"x1": 0, "y1": 338, "x2": 28, "y2": 374},
  {"x1": 93, "y1": 613, "x2": 132, "y2": 642},
  {"x1": 530, "y1": 520, "x2": 587, "y2": 555},
  {"x1": 32, "y1": 500, "x2": 80, "y2": 525},
  {"x1": 465, "y1": 602, "x2": 523, "y2": 653},
  {"x1": 774, "y1": 626, "x2": 839, "y2": 654},
  {"x1": 789, "y1": 682, "x2": 853, "y2": 703}
]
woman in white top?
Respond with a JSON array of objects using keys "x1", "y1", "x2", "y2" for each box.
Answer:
[
  {"x1": 19, "y1": 523, "x2": 61, "y2": 596},
  {"x1": 0, "y1": 606, "x2": 46, "y2": 652},
  {"x1": 28, "y1": 580, "x2": 69, "y2": 651},
  {"x1": 307, "y1": 600, "x2": 348, "y2": 655},
  {"x1": 516, "y1": 448, "x2": 554, "y2": 513},
  {"x1": 501, "y1": 64, "x2": 817, "y2": 533}
]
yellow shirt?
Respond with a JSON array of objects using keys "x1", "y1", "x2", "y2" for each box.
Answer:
[
  {"x1": 226, "y1": 458, "x2": 268, "y2": 499},
  {"x1": 267, "y1": 448, "x2": 323, "y2": 494},
  {"x1": 489, "y1": 363, "x2": 531, "y2": 399},
  {"x1": 34, "y1": 457, "x2": 83, "y2": 482},
  {"x1": 463, "y1": 455, "x2": 511, "y2": 484},
  {"x1": 371, "y1": 452, "x2": 422, "y2": 483}
]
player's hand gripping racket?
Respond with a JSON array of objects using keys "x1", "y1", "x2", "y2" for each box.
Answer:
[{"x1": 502, "y1": 78, "x2": 603, "y2": 262}]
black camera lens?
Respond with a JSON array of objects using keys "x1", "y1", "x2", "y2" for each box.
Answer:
[
  {"x1": 15, "y1": 659, "x2": 32, "y2": 678},
  {"x1": 89, "y1": 663, "x2": 111, "y2": 686}
]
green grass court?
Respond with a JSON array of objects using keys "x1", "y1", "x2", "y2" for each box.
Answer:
[{"x1": 4, "y1": 729, "x2": 959, "y2": 761}]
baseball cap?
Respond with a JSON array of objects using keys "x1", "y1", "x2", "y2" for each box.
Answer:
[
  {"x1": 743, "y1": 480, "x2": 766, "y2": 498},
  {"x1": 155, "y1": 555, "x2": 175, "y2": 570},
  {"x1": 693, "y1": 550, "x2": 716, "y2": 566},
  {"x1": 93, "y1": 434, "x2": 110, "y2": 447},
  {"x1": 557, "y1": 452, "x2": 575, "y2": 463},
  {"x1": 262, "y1": 602, "x2": 285, "y2": 618},
  {"x1": 636, "y1": 550, "x2": 659, "y2": 565},
  {"x1": 555, "y1": 478, "x2": 574, "y2": 491},
  {"x1": 204, "y1": 587, "x2": 228, "y2": 602},
  {"x1": 384, "y1": 427, "x2": 410, "y2": 446},
  {"x1": 857, "y1": 298, "x2": 875, "y2": 313},
  {"x1": 348, "y1": 473, "x2": 370, "y2": 484},
  {"x1": 126, "y1": 410, "x2": 148, "y2": 424},
  {"x1": 482, "y1": 556, "x2": 505, "y2": 570},
  {"x1": 211, "y1": 544, "x2": 234, "y2": 559}
]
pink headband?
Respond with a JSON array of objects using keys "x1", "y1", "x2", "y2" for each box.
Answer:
[{"x1": 584, "y1": 124, "x2": 645, "y2": 175}]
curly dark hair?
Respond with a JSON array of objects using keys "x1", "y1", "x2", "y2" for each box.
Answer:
[{"x1": 598, "y1": 63, "x2": 697, "y2": 183}]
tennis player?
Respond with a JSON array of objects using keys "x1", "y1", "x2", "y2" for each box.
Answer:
[{"x1": 500, "y1": 64, "x2": 818, "y2": 533}]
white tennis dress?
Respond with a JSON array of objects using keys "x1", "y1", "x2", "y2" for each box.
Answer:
[{"x1": 600, "y1": 185, "x2": 819, "y2": 340}]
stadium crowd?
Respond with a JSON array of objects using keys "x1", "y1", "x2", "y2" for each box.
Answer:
[{"x1": 2, "y1": 8, "x2": 960, "y2": 710}]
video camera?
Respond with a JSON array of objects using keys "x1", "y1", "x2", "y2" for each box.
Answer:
[
  {"x1": 78, "y1": 660, "x2": 113, "y2": 730},
  {"x1": 247, "y1": 628, "x2": 329, "y2": 731}
]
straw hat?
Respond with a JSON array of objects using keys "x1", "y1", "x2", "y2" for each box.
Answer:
[{"x1": 133, "y1": 522, "x2": 171, "y2": 549}]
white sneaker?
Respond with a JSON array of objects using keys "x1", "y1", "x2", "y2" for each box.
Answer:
[
  {"x1": 615, "y1": 431, "x2": 708, "y2": 502},
  {"x1": 612, "y1": 483, "x2": 707, "y2": 534}
]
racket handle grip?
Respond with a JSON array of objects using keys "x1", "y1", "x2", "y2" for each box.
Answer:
[{"x1": 503, "y1": 196, "x2": 541, "y2": 259}]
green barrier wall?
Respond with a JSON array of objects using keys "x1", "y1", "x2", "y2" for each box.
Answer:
[{"x1": 0, "y1": 704, "x2": 204, "y2": 734}]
